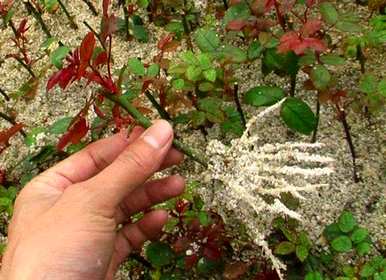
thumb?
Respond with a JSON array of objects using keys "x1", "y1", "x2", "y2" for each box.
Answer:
[{"x1": 85, "y1": 120, "x2": 174, "y2": 207}]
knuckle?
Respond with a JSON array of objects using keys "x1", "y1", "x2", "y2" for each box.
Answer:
[{"x1": 120, "y1": 148, "x2": 155, "y2": 173}]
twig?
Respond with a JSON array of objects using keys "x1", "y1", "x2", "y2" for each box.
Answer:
[
  {"x1": 144, "y1": 91, "x2": 172, "y2": 121},
  {"x1": 336, "y1": 105, "x2": 360, "y2": 183},
  {"x1": 233, "y1": 83, "x2": 247, "y2": 129},
  {"x1": 311, "y1": 97, "x2": 320, "y2": 143},
  {"x1": 24, "y1": 1, "x2": 52, "y2": 38},
  {"x1": 356, "y1": 45, "x2": 366, "y2": 74},
  {"x1": 83, "y1": 21, "x2": 106, "y2": 50},
  {"x1": 102, "y1": 93, "x2": 208, "y2": 167},
  {"x1": 13, "y1": 56, "x2": 36, "y2": 78},
  {"x1": 122, "y1": 4, "x2": 131, "y2": 41},
  {"x1": 57, "y1": 0, "x2": 78, "y2": 30},
  {"x1": 0, "y1": 87, "x2": 10, "y2": 101},
  {"x1": 81, "y1": 0, "x2": 98, "y2": 16},
  {"x1": 0, "y1": 111, "x2": 27, "y2": 137}
]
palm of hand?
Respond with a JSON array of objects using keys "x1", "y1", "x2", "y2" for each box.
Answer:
[{"x1": 1, "y1": 121, "x2": 184, "y2": 280}]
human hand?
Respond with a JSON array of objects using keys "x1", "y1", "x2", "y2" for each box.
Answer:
[{"x1": 0, "y1": 120, "x2": 185, "y2": 280}]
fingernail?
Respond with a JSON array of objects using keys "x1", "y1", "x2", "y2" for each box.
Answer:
[{"x1": 142, "y1": 120, "x2": 173, "y2": 149}]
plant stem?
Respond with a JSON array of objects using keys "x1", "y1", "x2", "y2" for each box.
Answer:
[
  {"x1": 336, "y1": 105, "x2": 360, "y2": 183},
  {"x1": 57, "y1": 0, "x2": 78, "y2": 30},
  {"x1": 83, "y1": 21, "x2": 106, "y2": 50},
  {"x1": 356, "y1": 45, "x2": 366, "y2": 74},
  {"x1": 274, "y1": 0, "x2": 286, "y2": 31},
  {"x1": 311, "y1": 97, "x2": 320, "y2": 143},
  {"x1": 122, "y1": 4, "x2": 131, "y2": 41},
  {"x1": 233, "y1": 83, "x2": 247, "y2": 129},
  {"x1": 0, "y1": 87, "x2": 10, "y2": 101},
  {"x1": 13, "y1": 57, "x2": 36, "y2": 78},
  {"x1": 81, "y1": 0, "x2": 98, "y2": 16},
  {"x1": 24, "y1": 1, "x2": 52, "y2": 38},
  {"x1": 144, "y1": 91, "x2": 172, "y2": 121},
  {"x1": 0, "y1": 111, "x2": 26, "y2": 137},
  {"x1": 222, "y1": 0, "x2": 228, "y2": 9},
  {"x1": 289, "y1": 74, "x2": 297, "y2": 97},
  {"x1": 182, "y1": 0, "x2": 194, "y2": 51},
  {"x1": 103, "y1": 93, "x2": 208, "y2": 167}
]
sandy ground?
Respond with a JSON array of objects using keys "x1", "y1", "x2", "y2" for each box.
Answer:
[{"x1": 0, "y1": 0, "x2": 385, "y2": 278}]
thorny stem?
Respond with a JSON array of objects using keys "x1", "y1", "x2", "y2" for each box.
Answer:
[
  {"x1": 233, "y1": 83, "x2": 247, "y2": 129},
  {"x1": 0, "y1": 111, "x2": 27, "y2": 137},
  {"x1": 103, "y1": 93, "x2": 208, "y2": 167},
  {"x1": 144, "y1": 91, "x2": 172, "y2": 121},
  {"x1": 311, "y1": 97, "x2": 320, "y2": 143},
  {"x1": 83, "y1": 21, "x2": 106, "y2": 50},
  {"x1": 13, "y1": 56, "x2": 36, "y2": 78},
  {"x1": 0, "y1": 87, "x2": 10, "y2": 101},
  {"x1": 81, "y1": 0, "x2": 98, "y2": 16},
  {"x1": 336, "y1": 104, "x2": 360, "y2": 183},
  {"x1": 24, "y1": 1, "x2": 52, "y2": 38},
  {"x1": 57, "y1": 0, "x2": 78, "y2": 30}
]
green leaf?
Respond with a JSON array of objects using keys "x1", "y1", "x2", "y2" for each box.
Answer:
[
  {"x1": 305, "y1": 271, "x2": 323, "y2": 280},
  {"x1": 296, "y1": 245, "x2": 309, "y2": 262},
  {"x1": 220, "y1": 45, "x2": 247, "y2": 63},
  {"x1": 197, "y1": 258, "x2": 218, "y2": 275},
  {"x1": 130, "y1": 22, "x2": 149, "y2": 42},
  {"x1": 319, "y1": 3, "x2": 339, "y2": 25},
  {"x1": 378, "y1": 79, "x2": 386, "y2": 97},
  {"x1": 197, "y1": 53, "x2": 211, "y2": 69},
  {"x1": 223, "y1": 2, "x2": 250, "y2": 26},
  {"x1": 248, "y1": 40, "x2": 263, "y2": 60},
  {"x1": 49, "y1": 117, "x2": 72, "y2": 135},
  {"x1": 336, "y1": 14, "x2": 362, "y2": 33},
  {"x1": 331, "y1": 236, "x2": 352, "y2": 252},
  {"x1": 244, "y1": 86, "x2": 285, "y2": 107},
  {"x1": 351, "y1": 228, "x2": 368, "y2": 244},
  {"x1": 360, "y1": 262, "x2": 377, "y2": 277},
  {"x1": 221, "y1": 106, "x2": 244, "y2": 137},
  {"x1": 323, "y1": 223, "x2": 342, "y2": 241},
  {"x1": 299, "y1": 232, "x2": 312, "y2": 248},
  {"x1": 298, "y1": 51, "x2": 316, "y2": 66},
  {"x1": 280, "y1": 97, "x2": 317, "y2": 135},
  {"x1": 262, "y1": 48, "x2": 299, "y2": 77},
  {"x1": 186, "y1": 65, "x2": 202, "y2": 81},
  {"x1": 50, "y1": 46, "x2": 70, "y2": 69},
  {"x1": 198, "y1": 82, "x2": 214, "y2": 92},
  {"x1": 320, "y1": 54, "x2": 346, "y2": 65},
  {"x1": 355, "y1": 242, "x2": 372, "y2": 256},
  {"x1": 194, "y1": 28, "x2": 220, "y2": 52},
  {"x1": 25, "y1": 127, "x2": 46, "y2": 146},
  {"x1": 198, "y1": 97, "x2": 224, "y2": 123},
  {"x1": 198, "y1": 211, "x2": 211, "y2": 226},
  {"x1": 127, "y1": 58, "x2": 145, "y2": 76},
  {"x1": 311, "y1": 65, "x2": 331, "y2": 90},
  {"x1": 146, "y1": 242, "x2": 175, "y2": 267},
  {"x1": 190, "y1": 111, "x2": 206, "y2": 127},
  {"x1": 274, "y1": 241, "x2": 295, "y2": 255},
  {"x1": 41, "y1": 37, "x2": 57, "y2": 50},
  {"x1": 172, "y1": 79, "x2": 185, "y2": 90},
  {"x1": 147, "y1": 64, "x2": 160, "y2": 77},
  {"x1": 203, "y1": 69, "x2": 216, "y2": 82},
  {"x1": 338, "y1": 211, "x2": 356, "y2": 233},
  {"x1": 360, "y1": 74, "x2": 377, "y2": 94},
  {"x1": 165, "y1": 21, "x2": 185, "y2": 38},
  {"x1": 181, "y1": 51, "x2": 198, "y2": 65}
]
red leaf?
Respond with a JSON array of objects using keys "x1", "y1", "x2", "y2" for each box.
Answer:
[
  {"x1": 57, "y1": 117, "x2": 88, "y2": 151},
  {"x1": 93, "y1": 51, "x2": 108, "y2": 68},
  {"x1": 103, "y1": 0, "x2": 110, "y2": 17},
  {"x1": 306, "y1": 0, "x2": 316, "y2": 7},
  {"x1": 78, "y1": 32, "x2": 96, "y2": 77},
  {"x1": 17, "y1": 19, "x2": 29, "y2": 36},
  {"x1": 157, "y1": 34, "x2": 174, "y2": 51},
  {"x1": 0, "y1": 123, "x2": 23, "y2": 154},
  {"x1": 227, "y1": 20, "x2": 248, "y2": 31},
  {"x1": 278, "y1": 32, "x2": 301, "y2": 54},
  {"x1": 203, "y1": 244, "x2": 222, "y2": 261},
  {"x1": 185, "y1": 254, "x2": 199, "y2": 270},
  {"x1": 294, "y1": 37, "x2": 326, "y2": 54},
  {"x1": 301, "y1": 19, "x2": 322, "y2": 37},
  {"x1": 101, "y1": 15, "x2": 118, "y2": 44}
]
